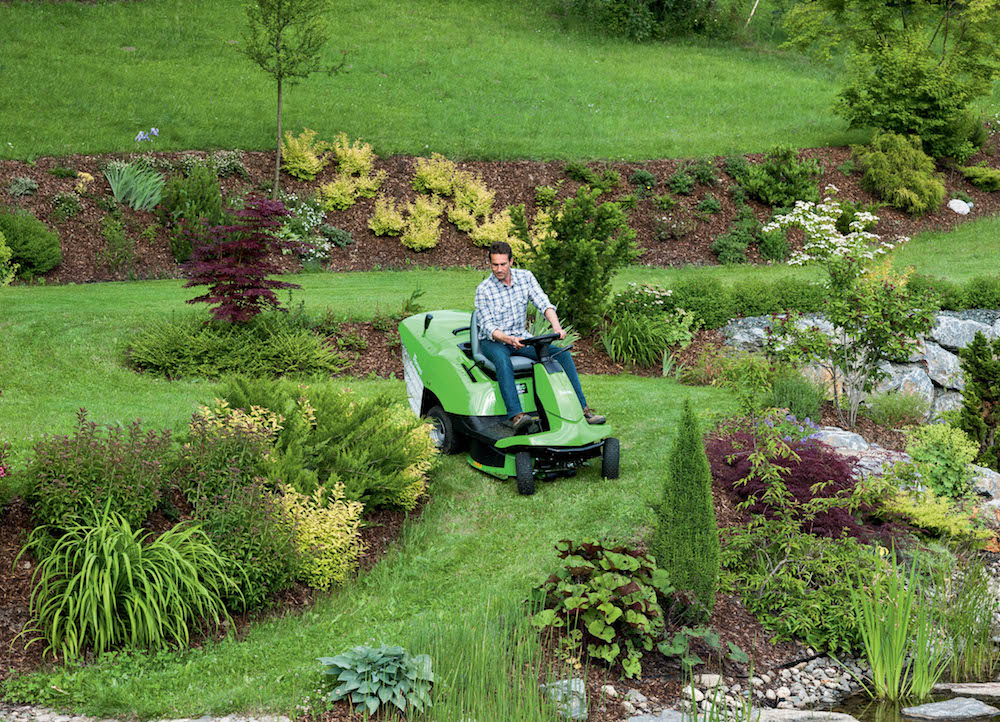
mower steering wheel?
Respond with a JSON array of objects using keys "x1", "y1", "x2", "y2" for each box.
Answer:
[{"x1": 520, "y1": 332, "x2": 561, "y2": 347}]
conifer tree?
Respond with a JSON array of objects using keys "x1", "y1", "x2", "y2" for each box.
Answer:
[
  {"x1": 649, "y1": 399, "x2": 720, "y2": 620},
  {"x1": 958, "y1": 331, "x2": 1000, "y2": 471}
]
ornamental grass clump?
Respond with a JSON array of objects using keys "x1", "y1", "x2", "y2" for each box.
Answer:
[
  {"x1": 103, "y1": 160, "x2": 165, "y2": 211},
  {"x1": 19, "y1": 506, "x2": 238, "y2": 661},
  {"x1": 852, "y1": 549, "x2": 949, "y2": 702}
]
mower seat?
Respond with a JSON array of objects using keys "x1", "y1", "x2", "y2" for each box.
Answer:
[{"x1": 470, "y1": 311, "x2": 535, "y2": 376}]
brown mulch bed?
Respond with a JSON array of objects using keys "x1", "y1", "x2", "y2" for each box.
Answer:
[
  {"x1": 0, "y1": 498, "x2": 417, "y2": 686},
  {"x1": 1, "y1": 135, "x2": 999, "y2": 285}
]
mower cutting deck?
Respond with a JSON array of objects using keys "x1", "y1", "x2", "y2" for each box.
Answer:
[{"x1": 399, "y1": 310, "x2": 619, "y2": 495}]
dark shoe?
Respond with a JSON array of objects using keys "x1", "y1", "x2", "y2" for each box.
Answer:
[
  {"x1": 583, "y1": 407, "x2": 606, "y2": 425},
  {"x1": 511, "y1": 412, "x2": 535, "y2": 435}
]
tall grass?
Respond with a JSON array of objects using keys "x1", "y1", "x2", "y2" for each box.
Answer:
[
  {"x1": 398, "y1": 600, "x2": 562, "y2": 721},
  {"x1": 935, "y1": 559, "x2": 1000, "y2": 682},
  {"x1": 851, "y1": 550, "x2": 949, "y2": 702},
  {"x1": 0, "y1": 0, "x2": 876, "y2": 161}
]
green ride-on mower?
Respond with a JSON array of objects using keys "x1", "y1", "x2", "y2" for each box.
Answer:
[{"x1": 399, "y1": 310, "x2": 619, "y2": 495}]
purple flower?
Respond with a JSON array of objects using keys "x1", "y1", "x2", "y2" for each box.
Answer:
[
  {"x1": 150, "y1": 127, "x2": 159, "y2": 137},
  {"x1": 134, "y1": 131, "x2": 148, "y2": 143}
]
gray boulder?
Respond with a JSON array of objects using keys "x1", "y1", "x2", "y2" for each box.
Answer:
[
  {"x1": 626, "y1": 711, "x2": 692, "y2": 722},
  {"x1": 933, "y1": 392, "x2": 964, "y2": 419},
  {"x1": 902, "y1": 697, "x2": 1000, "y2": 719},
  {"x1": 971, "y1": 465, "x2": 1000, "y2": 499},
  {"x1": 932, "y1": 317, "x2": 992, "y2": 351},
  {"x1": 897, "y1": 367, "x2": 936, "y2": 408},
  {"x1": 540, "y1": 678, "x2": 588, "y2": 721},
  {"x1": 920, "y1": 341, "x2": 965, "y2": 390},
  {"x1": 757, "y1": 711, "x2": 859, "y2": 722},
  {"x1": 814, "y1": 428, "x2": 869, "y2": 451}
]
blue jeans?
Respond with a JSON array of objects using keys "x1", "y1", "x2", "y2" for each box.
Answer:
[{"x1": 479, "y1": 339, "x2": 588, "y2": 419}]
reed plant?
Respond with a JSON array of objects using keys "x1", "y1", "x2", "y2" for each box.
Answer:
[
  {"x1": 18, "y1": 505, "x2": 239, "y2": 661},
  {"x1": 851, "y1": 549, "x2": 949, "y2": 702},
  {"x1": 935, "y1": 559, "x2": 1000, "y2": 681}
]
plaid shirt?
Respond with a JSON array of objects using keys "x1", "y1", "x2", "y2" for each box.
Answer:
[{"x1": 475, "y1": 268, "x2": 554, "y2": 341}]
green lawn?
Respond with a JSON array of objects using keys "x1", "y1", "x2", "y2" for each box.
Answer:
[
  {"x1": 0, "y1": 0, "x2": 892, "y2": 161},
  {"x1": 0, "y1": 271, "x2": 733, "y2": 716}
]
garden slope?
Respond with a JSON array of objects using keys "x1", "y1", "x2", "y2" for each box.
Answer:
[{"x1": 2, "y1": 138, "x2": 1000, "y2": 285}]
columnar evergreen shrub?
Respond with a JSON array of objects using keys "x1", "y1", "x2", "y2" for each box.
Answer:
[
  {"x1": 854, "y1": 132, "x2": 945, "y2": 215},
  {"x1": 957, "y1": 332, "x2": 1000, "y2": 471},
  {"x1": 0, "y1": 207, "x2": 61, "y2": 279},
  {"x1": 648, "y1": 400, "x2": 719, "y2": 620},
  {"x1": 184, "y1": 195, "x2": 303, "y2": 323},
  {"x1": 512, "y1": 187, "x2": 639, "y2": 334}
]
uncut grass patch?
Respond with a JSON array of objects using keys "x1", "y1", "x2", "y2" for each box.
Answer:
[{"x1": 0, "y1": 0, "x2": 880, "y2": 161}]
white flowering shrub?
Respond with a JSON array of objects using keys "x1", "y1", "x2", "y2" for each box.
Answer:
[
  {"x1": 762, "y1": 187, "x2": 936, "y2": 429},
  {"x1": 762, "y1": 187, "x2": 902, "y2": 268}
]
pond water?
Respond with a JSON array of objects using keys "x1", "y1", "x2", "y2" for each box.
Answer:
[{"x1": 834, "y1": 690, "x2": 1000, "y2": 722}]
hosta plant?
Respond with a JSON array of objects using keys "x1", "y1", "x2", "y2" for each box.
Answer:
[
  {"x1": 530, "y1": 539, "x2": 673, "y2": 678},
  {"x1": 319, "y1": 645, "x2": 433, "y2": 715}
]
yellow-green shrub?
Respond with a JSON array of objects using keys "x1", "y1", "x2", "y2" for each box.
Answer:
[
  {"x1": 0, "y1": 229, "x2": 17, "y2": 287},
  {"x1": 401, "y1": 196, "x2": 443, "y2": 251},
  {"x1": 453, "y1": 170, "x2": 495, "y2": 218},
  {"x1": 469, "y1": 208, "x2": 514, "y2": 248},
  {"x1": 412, "y1": 153, "x2": 456, "y2": 195},
  {"x1": 318, "y1": 176, "x2": 358, "y2": 211},
  {"x1": 885, "y1": 488, "x2": 989, "y2": 545},
  {"x1": 854, "y1": 132, "x2": 944, "y2": 215},
  {"x1": 906, "y1": 423, "x2": 979, "y2": 498},
  {"x1": 368, "y1": 194, "x2": 406, "y2": 236},
  {"x1": 959, "y1": 165, "x2": 1000, "y2": 192},
  {"x1": 332, "y1": 132, "x2": 376, "y2": 176},
  {"x1": 385, "y1": 406, "x2": 437, "y2": 510},
  {"x1": 447, "y1": 205, "x2": 477, "y2": 232},
  {"x1": 355, "y1": 170, "x2": 386, "y2": 198},
  {"x1": 281, "y1": 128, "x2": 331, "y2": 181},
  {"x1": 279, "y1": 483, "x2": 365, "y2": 590}
]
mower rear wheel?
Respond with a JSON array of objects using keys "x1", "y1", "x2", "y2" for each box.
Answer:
[
  {"x1": 601, "y1": 437, "x2": 620, "y2": 479},
  {"x1": 426, "y1": 405, "x2": 461, "y2": 454},
  {"x1": 515, "y1": 452, "x2": 535, "y2": 495}
]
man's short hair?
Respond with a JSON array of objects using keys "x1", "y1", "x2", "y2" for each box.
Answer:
[{"x1": 488, "y1": 241, "x2": 513, "y2": 261}]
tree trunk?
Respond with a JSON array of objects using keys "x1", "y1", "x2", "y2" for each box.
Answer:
[{"x1": 273, "y1": 77, "x2": 283, "y2": 200}]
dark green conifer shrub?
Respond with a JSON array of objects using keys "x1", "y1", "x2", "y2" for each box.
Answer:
[
  {"x1": 648, "y1": 400, "x2": 719, "y2": 620},
  {"x1": 160, "y1": 164, "x2": 225, "y2": 263},
  {"x1": 957, "y1": 332, "x2": 1000, "y2": 471},
  {"x1": 853, "y1": 132, "x2": 945, "y2": 215},
  {"x1": 511, "y1": 187, "x2": 639, "y2": 334},
  {"x1": 743, "y1": 145, "x2": 823, "y2": 208}
]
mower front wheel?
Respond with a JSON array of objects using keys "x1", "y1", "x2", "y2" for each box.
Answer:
[
  {"x1": 515, "y1": 451, "x2": 535, "y2": 495},
  {"x1": 426, "y1": 405, "x2": 462, "y2": 454},
  {"x1": 601, "y1": 437, "x2": 620, "y2": 479}
]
